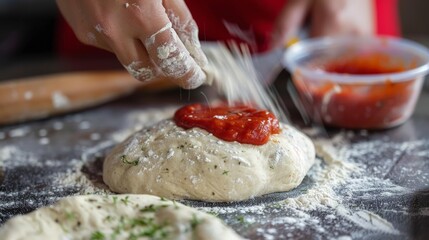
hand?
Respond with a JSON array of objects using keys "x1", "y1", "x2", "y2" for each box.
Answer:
[
  {"x1": 56, "y1": 0, "x2": 208, "y2": 89},
  {"x1": 271, "y1": 0, "x2": 375, "y2": 48}
]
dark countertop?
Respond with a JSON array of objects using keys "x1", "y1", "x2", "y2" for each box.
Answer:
[{"x1": 0, "y1": 58, "x2": 428, "y2": 240}]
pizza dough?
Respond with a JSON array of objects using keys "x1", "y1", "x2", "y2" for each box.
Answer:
[
  {"x1": 0, "y1": 194, "x2": 242, "y2": 240},
  {"x1": 103, "y1": 119, "x2": 315, "y2": 202}
]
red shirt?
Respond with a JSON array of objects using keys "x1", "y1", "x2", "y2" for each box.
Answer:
[
  {"x1": 56, "y1": 0, "x2": 399, "y2": 56},
  {"x1": 186, "y1": 0, "x2": 400, "y2": 52}
]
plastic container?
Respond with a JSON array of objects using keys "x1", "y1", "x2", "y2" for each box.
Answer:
[{"x1": 283, "y1": 36, "x2": 429, "y2": 129}]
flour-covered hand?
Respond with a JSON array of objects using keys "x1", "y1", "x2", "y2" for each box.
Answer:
[{"x1": 56, "y1": 0, "x2": 208, "y2": 89}]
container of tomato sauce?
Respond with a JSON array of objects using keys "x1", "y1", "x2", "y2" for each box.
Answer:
[{"x1": 283, "y1": 37, "x2": 429, "y2": 129}]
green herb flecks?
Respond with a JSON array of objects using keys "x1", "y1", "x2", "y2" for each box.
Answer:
[
  {"x1": 222, "y1": 170, "x2": 229, "y2": 175},
  {"x1": 120, "y1": 196, "x2": 130, "y2": 206},
  {"x1": 139, "y1": 204, "x2": 169, "y2": 213},
  {"x1": 177, "y1": 141, "x2": 194, "y2": 150},
  {"x1": 120, "y1": 155, "x2": 139, "y2": 166},
  {"x1": 172, "y1": 200, "x2": 179, "y2": 209},
  {"x1": 207, "y1": 211, "x2": 219, "y2": 217},
  {"x1": 112, "y1": 196, "x2": 118, "y2": 205},
  {"x1": 236, "y1": 215, "x2": 247, "y2": 224},
  {"x1": 111, "y1": 215, "x2": 170, "y2": 239},
  {"x1": 104, "y1": 215, "x2": 113, "y2": 222},
  {"x1": 190, "y1": 214, "x2": 202, "y2": 230},
  {"x1": 90, "y1": 231, "x2": 105, "y2": 240},
  {"x1": 65, "y1": 211, "x2": 76, "y2": 221}
]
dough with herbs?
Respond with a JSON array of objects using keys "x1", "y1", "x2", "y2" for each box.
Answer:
[
  {"x1": 0, "y1": 194, "x2": 242, "y2": 240},
  {"x1": 103, "y1": 119, "x2": 315, "y2": 202}
]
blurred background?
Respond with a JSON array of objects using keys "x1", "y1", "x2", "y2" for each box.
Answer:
[
  {"x1": 0, "y1": 0, "x2": 57, "y2": 64},
  {"x1": 0, "y1": 1, "x2": 428, "y2": 78}
]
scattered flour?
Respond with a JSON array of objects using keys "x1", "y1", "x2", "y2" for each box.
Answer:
[
  {"x1": 194, "y1": 129, "x2": 415, "y2": 238},
  {"x1": 336, "y1": 206, "x2": 400, "y2": 234},
  {"x1": 1, "y1": 107, "x2": 427, "y2": 239},
  {"x1": 52, "y1": 91, "x2": 70, "y2": 109},
  {"x1": 0, "y1": 145, "x2": 40, "y2": 168},
  {"x1": 90, "y1": 133, "x2": 101, "y2": 141},
  {"x1": 54, "y1": 107, "x2": 177, "y2": 196},
  {"x1": 52, "y1": 121, "x2": 64, "y2": 130},
  {"x1": 9, "y1": 127, "x2": 30, "y2": 138},
  {"x1": 38, "y1": 137, "x2": 50, "y2": 145},
  {"x1": 55, "y1": 158, "x2": 112, "y2": 195},
  {"x1": 23, "y1": 91, "x2": 33, "y2": 100},
  {"x1": 78, "y1": 121, "x2": 91, "y2": 130}
]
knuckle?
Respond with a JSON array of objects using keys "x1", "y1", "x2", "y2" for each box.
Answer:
[{"x1": 124, "y1": 61, "x2": 157, "y2": 82}]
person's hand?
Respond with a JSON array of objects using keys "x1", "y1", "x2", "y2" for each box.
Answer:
[
  {"x1": 271, "y1": 0, "x2": 375, "y2": 48},
  {"x1": 56, "y1": 0, "x2": 208, "y2": 89}
]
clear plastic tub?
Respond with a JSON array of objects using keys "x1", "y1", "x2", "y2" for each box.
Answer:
[{"x1": 283, "y1": 36, "x2": 429, "y2": 129}]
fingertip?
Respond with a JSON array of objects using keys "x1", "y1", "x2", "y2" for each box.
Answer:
[
  {"x1": 143, "y1": 23, "x2": 209, "y2": 89},
  {"x1": 176, "y1": 19, "x2": 209, "y2": 68},
  {"x1": 179, "y1": 66, "x2": 206, "y2": 89}
]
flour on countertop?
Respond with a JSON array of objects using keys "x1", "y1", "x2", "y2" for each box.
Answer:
[
  {"x1": 54, "y1": 108, "x2": 178, "y2": 196},
  {"x1": 1, "y1": 107, "x2": 428, "y2": 239},
  {"x1": 194, "y1": 129, "x2": 418, "y2": 238},
  {"x1": 0, "y1": 145, "x2": 41, "y2": 168},
  {"x1": 336, "y1": 206, "x2": 400, "y2": 235},
  {"x1": 9, "y1": 127, "x2": 31, "y2": 138}
]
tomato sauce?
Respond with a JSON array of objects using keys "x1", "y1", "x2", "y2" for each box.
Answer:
[
  {"x1": 174, "y1": 104, "x2": 280, "y2": 145},
  {"x1": 294, "y1": 53, "x2": 420, "y2": 129},
  {"x1": 323, "y1": 53, "x2": 407, "y2": 74}
]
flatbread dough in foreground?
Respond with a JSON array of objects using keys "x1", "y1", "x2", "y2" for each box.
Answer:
[
  {"x1": 103, "y1": 120, "x2": 315, "y2": 202},
  {"x1": 0, "y1": 194, "x2": 242, "y2": 240}
]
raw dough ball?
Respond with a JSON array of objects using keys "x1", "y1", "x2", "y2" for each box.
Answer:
[
  {"x1": 0, "y1": 194, "x2": 242, "y2": 240},
  {"x1": 103, "y1": 119, "x2": 315, "y2": 202}
]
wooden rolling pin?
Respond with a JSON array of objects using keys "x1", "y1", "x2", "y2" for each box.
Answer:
[{"x1": 0, "y1": 70, "x2": 175, "y2": 125}]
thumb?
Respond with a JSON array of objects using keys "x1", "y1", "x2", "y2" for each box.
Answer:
[{"x1": 270, "y1": 0, "x2": 312, "y2": 49}]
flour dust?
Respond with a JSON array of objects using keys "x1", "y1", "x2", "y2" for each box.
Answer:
[{"x1": 1, "y1": 107, "x2": 427, "y2": 239}]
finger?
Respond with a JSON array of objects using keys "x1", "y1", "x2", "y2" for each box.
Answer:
[
  {"x1": 93, "y1": 16, "x2": 159, "y2": 83},
  {"x1": 270, "y1": 0, "x2": 312, "y2": 49},
  {"x1": 142, "y1": 20, "x2": 206, "y2": 89},
  {"x1": 124, "y1": 1, "x2": 206, "y2": 89},
  {"x1": 110, "y1": 38, "x2": 159, "y2": 83},
  {"x1": 163, "y1": 0, "x2": 209, "y2": 68}
]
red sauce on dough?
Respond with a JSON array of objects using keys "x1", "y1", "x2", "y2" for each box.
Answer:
[
  {"x1": 295, "y1": 53, "x2": 419, "y2": 129},
  {"x1": 174, "y1": 104, "x2": 281, "y2": 145}
]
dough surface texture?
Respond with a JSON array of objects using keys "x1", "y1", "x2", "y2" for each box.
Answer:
[
  {"x1": 103, "y1": 120, "x2": 315, "y2": 202},
  {"x1": 0, "y1": 194, "x2": 242, "y2": 240}
]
